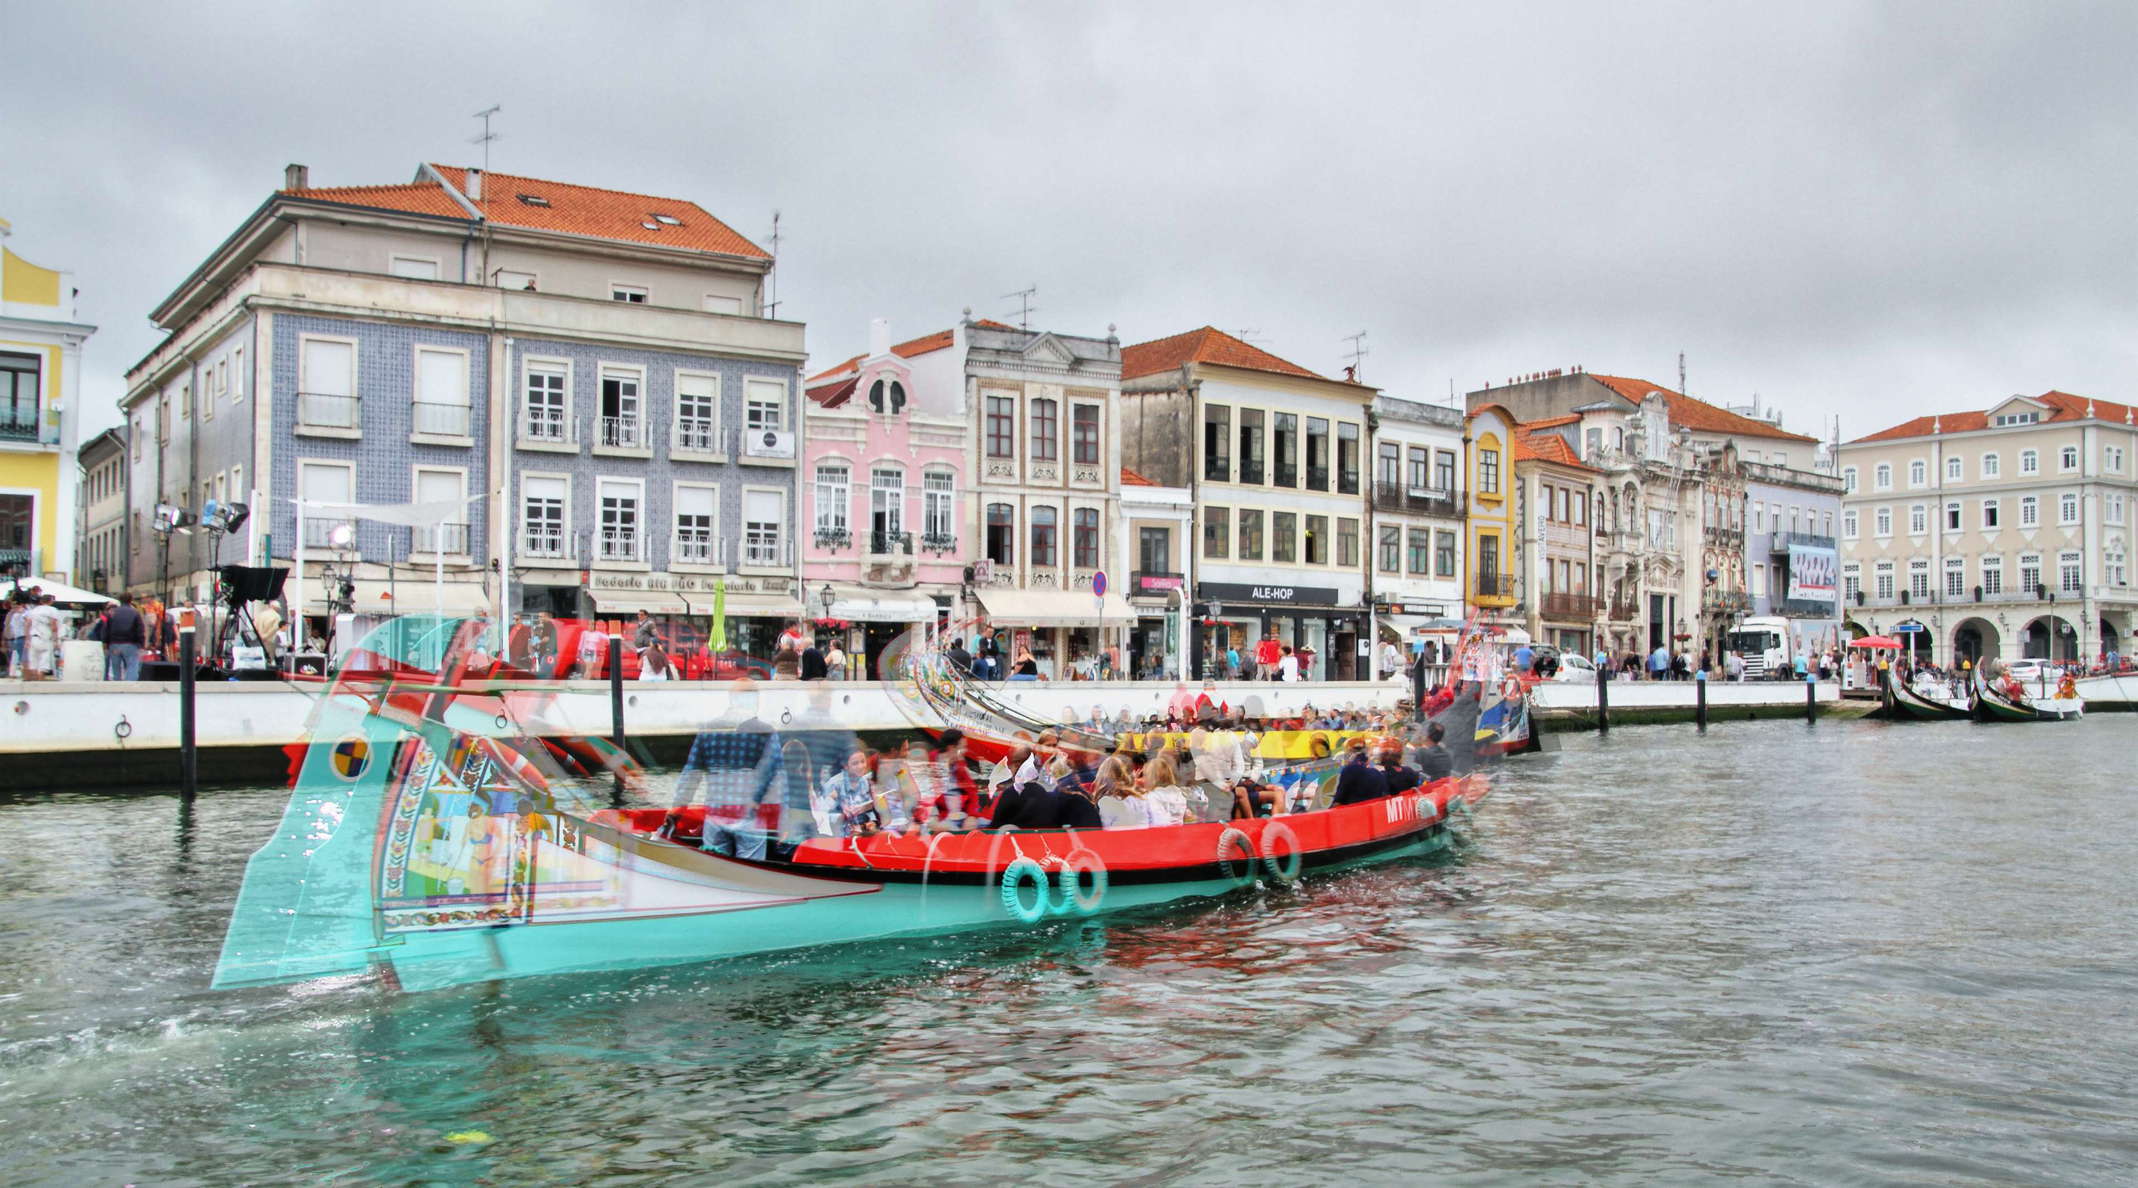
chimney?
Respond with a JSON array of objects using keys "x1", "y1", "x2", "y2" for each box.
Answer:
[
  {"x1": 284, "y1": 163, "x2": 309, "y2": 191},
  {"x1": 869, "y1": 318, "x2": 891, "y2": 358},
  {"x1": 465, "y1": 168, "x2": 483, "y2": 201}
]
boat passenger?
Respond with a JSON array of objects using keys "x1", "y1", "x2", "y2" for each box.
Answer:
[
  {"x1": 989, "y1": 742, "x2": 1034, "y2": 799},
  {"x1": 1378, "y1": 742, "x2": 1422, "y2": 795},
  {"x1": 816, "y1": 751, "x2": 880, "y2": 837},
  {"x1": 1414, "y1": 722, "x2": 1453, "y2": 781},
  {"x1": 1095, "y1": 755, "x2": 1159, "y2": 829},
  {"x1": 1141, "y1": 751, "x2": 1192, "y2": 827},
  {"x1": 1330, "y1": 738, "x2": 1391, "y2": 806}
]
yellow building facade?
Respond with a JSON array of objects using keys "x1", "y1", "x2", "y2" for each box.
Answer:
[
  {"x1": 1466, "y1": 404, "x2": 1519, "y2": 617},
  {"x1": 1, "y1": 222, "x2": 96, "y2": 585}
]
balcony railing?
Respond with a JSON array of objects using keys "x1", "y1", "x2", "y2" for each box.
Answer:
[
  {"x1": 599, "y1": 415, "x2": 644, "y2": 449},
  {"x1": 1372, "y1": 482, "x2": 1465, "y2": 518},
  {"x1": 1608, "y1": 600, "x2": 1640, "y2": 621},
  {"x1": 519, "y1": 529, "x2": 572, "y2": 561},
  {"x1": 0, "y1": 415, "x2": 38, "y2": 443},
  {"x1": 412, "y1": 401, "x2": 471, "y2": 437},
  {"x1": 521, "y1": 406, "x2": 573, "y2": 444},
  {"x1": 741, "y1": 532, "x2": 790, "y2": 568},
  {"x1": 0, "y1": 546, "x2": 42, "y2": 575},
  {"x1": 1306, "y1": 466, "x2": 1330, "y2": 491},
  {"x1": 1204, "y1": 456, "x2": 1231, "y2": 483},
  {"x1": 1541, "y1": 592, "x2": 1600, "y2": 619},
  {"x1": 596, "y1": 528, "x2": 643, "y2": 563},
  {"x1": 413, "y1": 522, "x2": 470, "y2": 555},
  {"x1": 1274, "y1": 463, "x2": 1298, "y2": 487},
  {"x1": 1704, "y1": 526, "x2": 1744, "y2": 548},
  {"x1": 813, "y1": 526, "x2": 852, "y2": 549},
  {"x1": 672, "y1": 529, "x2": 720, "y2": 566},
  {"x1": 303, "y1": 518, "x2": 358, "y2": 550},
  {"x1": 921, "y1": 531, "x2": 959, "y2": 553},
  {"x1": 1239, "y1": 460, "x2": 1264, "y2": 485},
  {"x1": 297, "y1": 391, "x2": 359, "y2": 431},
  {"x1": 673, "y1": 417, "x2": 719, "y2": 453},
  {"x1": 868, "y1": 530, "x2": 914, "y2": 557},
  {"x1": 1474, "y1": 573, "x2": 1515, "y2": 598}
]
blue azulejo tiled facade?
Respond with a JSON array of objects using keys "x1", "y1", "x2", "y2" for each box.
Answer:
[
  {"x1": 503, "y1": 336, "x2": 799, "y2": 589},
  {"x1": 270, "y1": 314, "x2": 491, "y2": 561}
]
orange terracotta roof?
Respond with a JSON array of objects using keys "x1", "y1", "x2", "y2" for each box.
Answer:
[
  {"x1": 806, "y1": 320, "x2": 1020, "y2": 382},
  {"x1": 1121, "y1": 326, "x2": 1324, "y2": 382},
  {"x1": 284, "y1": 165, "x2": 769, "y2": 258},
  {"x1": 1513, "y1": 426, "x2": 1594, "y2": 471},
  {"x1": 806, "y1": 376, "x2": 858, "y2": 408},
  {"x1": 1587, "y1": 374, "x2": 1818, "y2": 443},
  {"x1": 1523, "y1": 413, "x2": 1583, "y2": 430},
  {"x1": 1850, "y1": 390, "x2": 2135, "y2": 443},
  {"x1": 1120, "y1": 467, "x2": 1158, "y2": 487}
]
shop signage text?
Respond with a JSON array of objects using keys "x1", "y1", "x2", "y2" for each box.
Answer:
[{"x1": 1198, "y1": 580, "x2": 1342, "y2": 606}]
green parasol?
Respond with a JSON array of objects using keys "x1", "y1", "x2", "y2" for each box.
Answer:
[{"x1": 709, "y1": 578, "x2": 728, "y2": 653}]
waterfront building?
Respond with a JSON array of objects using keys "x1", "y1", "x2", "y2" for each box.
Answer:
[
  {"x1": 1839, "y1": 390, "x2": 2138, "y2": 665},
  {"x1": 1, "y1": 222, "x2": 97, "y2": 585},
  {"x1": 1118, "y1": 467, "x2": 1193, "y2": 679},
  {"x1": 1509, "y1": 419, "x2": 1601, "y2": 653},
  {"x1": 1469, "y1": 369, "x2": 1821, "y2": 661},
  {"x1": 1742, "y1": 457, "x2": 1845, "y2": 669},
  {"x1": 1119, "y1": 327, "x2": 1371, "y2": 680},
  {"x1": 961, "y1": 318, "x2": 1131, "y2": 675},
  {"x1": 76, "y1": 426, "x2": 128, "y2": 594},
  {"x1": 801, "y1": 319, "x2": 971, "y2": 674},
  {"x1": 1463, "y1": 405, "x2": 1519, "y2": 629},
  {"x1": 119, "y1": 162, "x2": 806, "y2": 655},
  {"x1": 1368, "y1": 394, "x2": 1466, "y2": 650}
]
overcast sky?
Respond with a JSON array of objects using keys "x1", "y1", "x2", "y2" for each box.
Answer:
[{"x1": 6, "y1": 1, "x2": 2134, "y2": 442}]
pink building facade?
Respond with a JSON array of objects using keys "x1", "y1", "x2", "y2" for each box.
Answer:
[{"x1": 802, "y1": 320, "x2": 970, "y2": 674}]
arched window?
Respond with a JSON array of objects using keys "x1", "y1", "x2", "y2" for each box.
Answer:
[
  {"x1": 1843, "y1": 466, "x2": 1858, "y2": 493},
  {"x1": 2020, "y1": 449, "x2": 2039, "y2": 475},
  {"x1": 1909, "y1": 459, "x2": 1926, "y2": 487},
  {"x1": 1946, "y1": 456, "x2": 1962, "y2": 481},
  {"x1": 1030, "y1": 505, "x2": 1058, "y2": 567},
  {"x1": 1874, "y1": 463, "x2": 1892, "y2": 490},
  {"x1": 866, "y1": 378, "x2": 907, "y2": 414}
]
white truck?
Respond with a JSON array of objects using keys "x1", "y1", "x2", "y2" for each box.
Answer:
[{"x1": 1725, "y1": 616, "x2": 1795, "y2": 680}]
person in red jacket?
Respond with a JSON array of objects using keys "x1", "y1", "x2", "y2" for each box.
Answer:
[{"x1": 1254, "y1": 633, "x2": 1283, "y2": 681}]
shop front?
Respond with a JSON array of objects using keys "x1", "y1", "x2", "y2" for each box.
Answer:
[
  {"x1": 822, "y1": 586, "x2": 943, "y2": 678},
  {"x1": 582, "y1": 570, "x2": 804, "y2": 675},
  {"x1": 1194, "y1": 580, "x2": 1364, "y2": 681},
  {"x1": 1128, "y1": 570, "x2": 1187, "y2": 680},
  {"x1": 975, "y1": 586, "x2": 1136, "y2": 679}
]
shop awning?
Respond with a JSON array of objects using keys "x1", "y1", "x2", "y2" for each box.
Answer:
[
  {"x1": 2, "y1": 577, "x2": 111, "y2": 607},
  {"x1": 1378, "y1": 613, "x2": 1459, "y2": 640},
  {"x1": 591, "y1": 589, "x2": 691, "y2": 615},
  {"x1": 719, "y1": 592, "x2": 803, "y2": 618},
  {"x1": 825, "y1": 588, "x2": 938, "y2": 623},
  {"x1": 978, "y1": 588, "x2": 1137, "y2": 627},
  {"x1": 345, "y1": 581, "x2": 492, "y2": 616}
]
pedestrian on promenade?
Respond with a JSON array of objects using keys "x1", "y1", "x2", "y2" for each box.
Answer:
[
  {"x1": 1255, "y1": 633, "x2": 1282, "y2": 681},
  {"x1": 25, "y1": 594, "x2": 65, "y2": 680},
  {"x1": 1725, "y1": 650, "x2": 1745, "y2": 681},
  {"x1": 103, "y1": 593, "x2": 146, "y2": 680},
  {"x1": 826, "y1": 640, "x2": 848, "y2": 679},
  {"x1": 4, "y1": 590, "x2": 32, "y2": 678},
  {"x1": 1225, "y1": 641, "x2": 1243, "y2": 680},
  {"x1": 1648, "y1": 643, "x2": 1670, "y2": 681}
]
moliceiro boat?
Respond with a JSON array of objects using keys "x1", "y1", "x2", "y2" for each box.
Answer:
[
  {"x1": 1972, "y1": 669, "x2": 2086, "y2": 722},
  {"x1": 215, "y1": 616, "x2": 1487, "y2": 994},
  {"x1": 1883, "y1": 668, "x2": 1973, "y2": 721}
]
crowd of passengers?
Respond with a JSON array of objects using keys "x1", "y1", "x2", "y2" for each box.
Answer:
[{"x1": 771, "y1": 717, "x2": 1458, "y2": 843}]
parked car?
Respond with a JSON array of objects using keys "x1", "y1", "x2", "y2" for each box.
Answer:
[{"x1": 1549, "y1": 652, "x2": 1598, "y2": 683}]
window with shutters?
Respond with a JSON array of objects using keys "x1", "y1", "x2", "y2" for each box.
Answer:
[{"x1": 673, "y1": 483, "x2": 718, "y2": 566}]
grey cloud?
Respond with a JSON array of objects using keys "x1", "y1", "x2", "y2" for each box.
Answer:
[{"x1": 3, "y1": 0, "x2": 2132, "y2": 441}]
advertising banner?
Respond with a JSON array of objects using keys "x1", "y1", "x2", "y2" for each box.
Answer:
[{"x1": 1787, "y1": 543, "x2": 1838, "y2": 604}]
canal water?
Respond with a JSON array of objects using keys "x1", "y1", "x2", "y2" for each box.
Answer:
[{"x1": 2, "y1": 716, "x2": 2133, "y2": 1184}]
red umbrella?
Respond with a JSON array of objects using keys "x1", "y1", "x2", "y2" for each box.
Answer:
[{"x1": 1849, "y1": 635, "x2": 1902, "y2": 649}]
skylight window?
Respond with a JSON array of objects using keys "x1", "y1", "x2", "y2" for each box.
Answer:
[
  {"x1": 516, "y1": 193, "x2": 550, "y2": 207},
  {"x1": 650, "y1": 213, "x2": 682, "y2": 225}
]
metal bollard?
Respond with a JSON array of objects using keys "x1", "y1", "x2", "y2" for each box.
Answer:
[
  {"x1": 1806, "y1": 671, "x2": 1819, "y2": 722},
  {"x1": 179, "y1": 626, "x2": 198, "y2": 798},
  {"x1": 1695, "y1": 669, "x2": 1708, "y2": 731},
  {"x1": 1597, "y1": 665, "x2": 1610, "y2": 734},
  {"x1": 608, "y1": 635, "x2": 626, "y2": 750}
]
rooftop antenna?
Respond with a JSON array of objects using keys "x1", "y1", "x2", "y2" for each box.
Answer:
[
  {"x1": 1342, "y1": 330, "x2": 1369, "y2": 379},
  {"x1": 1001, "y1": 285, "x2": 1038, "y2": 330},
  {"x1": 469, "y1": 105, "x2": 502, "y2": 173},
  {"x1": 1677, "y1": 350, "x2": 1687, "y2": 396},
  {"x1": 762, "y1": 210, "x2": 782, "y2": 319},
  {"x1": 1233, "y1": 327, "x2": 1266, "y2": 345}
]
